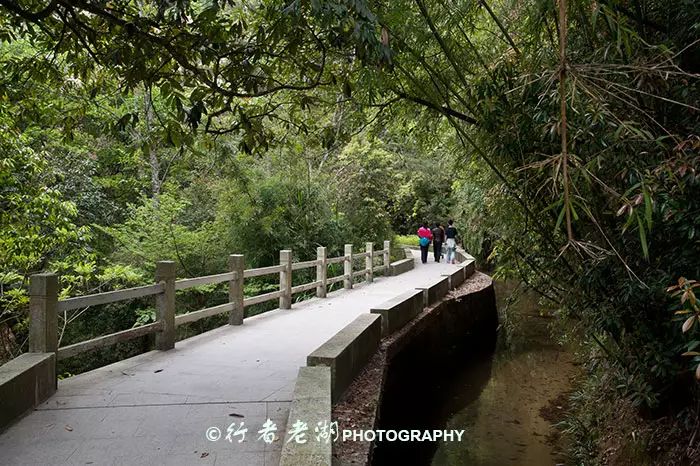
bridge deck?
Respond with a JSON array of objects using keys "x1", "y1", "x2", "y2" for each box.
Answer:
[{"x1": 0, "y1": 251, "x2": 460, "y2": 465}]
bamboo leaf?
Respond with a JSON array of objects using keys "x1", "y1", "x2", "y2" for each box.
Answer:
[
  {"x1": 591, "y1": 5, "x2": 600, "y2": 31},
  {"x1": 622, "y1": 209, "x2": 635, "y2": 234},
  {"x1": 555, "y1": 204, "x2": 566, "y2": 232},
  {"x1": 643, "y1": 188, "x2": 652, "y2": 229},
  {"x1": 542, "y1": 199, "x2": 563, "y2": 214},
  {"x1": 571, "y1": 201, "x2": 579, "y2": 221}
]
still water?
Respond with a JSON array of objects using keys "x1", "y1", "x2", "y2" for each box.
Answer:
[{"x1": 373, "y1": 280, "x2": 577, "y2": 466}]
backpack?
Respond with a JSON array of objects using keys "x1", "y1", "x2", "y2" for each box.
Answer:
[{"x1": 419, "y1": 236, "x2": 430, "y2": 247}]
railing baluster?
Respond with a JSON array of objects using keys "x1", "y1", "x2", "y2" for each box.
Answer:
[
  {"x1": 29, "y1": 273, "x2": 58, "y2": 355},
  {"x1": 365, "y1": 242, "x2": 374, "y2": 283},
  {"x1": 344, "y1": 244, "x2": 353, "y2": 290},
  {"x1": 229, "y1": 254, "x2": 245, "y2": 325},
  {"x1": 155, "y1": 261, "x2": 176, "y2": 350},
  {"x1": 279, "y1": 250, "x2": 293, "y2": 309},
  {"x1": 316, "y1": 246, "x2": 327, "y2": 298},
  {"x1": 384, "y1": 240, "x2": 391, "y2": 275}
]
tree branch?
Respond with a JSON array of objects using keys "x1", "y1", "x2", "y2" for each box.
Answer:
[
  {"x1": 0, "y1": 0, "x2": 58, "y2": 22},
  {"x1": 393, "y1": 90, "x2": 478, "y2": 125}
]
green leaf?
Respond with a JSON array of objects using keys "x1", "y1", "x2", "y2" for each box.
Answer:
[
  {"x1": 555, "y1": 204, "x2": 566, "y2": 233},
  {"x1": 591, "y1": 5, "x2": 600, "y2": 31},
  {"x1": 571, "y1": 202, "x2": 579, "y2": 221},
  {"x1": 643, "y1": 188, "x2": 652, "y2": 229},
  {"x1": 637, "y1": 215, "x2": 649, "y2": 259}
]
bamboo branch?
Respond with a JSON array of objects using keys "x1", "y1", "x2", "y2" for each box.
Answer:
[
  {"x1": 479, "y1": 0, "x2": 520, "y2": 55},
  {"x1": 558, "y1": 0, "x2": 574, "y2": 242}
]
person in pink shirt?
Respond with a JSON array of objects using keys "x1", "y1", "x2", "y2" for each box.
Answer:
[{"x1": 417, "y1": 223, "x2": 433, "y2": 264}]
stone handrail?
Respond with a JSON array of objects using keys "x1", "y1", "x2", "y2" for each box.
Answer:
[
  {"x1": 57, "y1": 283, "x2": 167, "y2": 312},
  {"x1": 27, "y1": 240, "x2": 393, "y2": 364},
  {"x1": 174, "y1": 271, "x2": 236, "y2": 290}
]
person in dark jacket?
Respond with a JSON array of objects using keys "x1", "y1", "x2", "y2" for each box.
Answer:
[
  {"x1": 431, "y1": 222, "x2": 445, "y2": 262},
  {"x1": 445, "y1": 219, "x2": 459, "y2": 264}
]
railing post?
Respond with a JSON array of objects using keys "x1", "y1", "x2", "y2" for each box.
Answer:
[
  {"x1": 229, "y1": 254, "x2": 245, "y2": 325},
  {"x1": 365, "y1": 242, "x2": 374, "y2": 283},
  {"x1": 155, "y1": 261, "x2": 176, "y2": 350},
  {"x1": 344, "y1": 244, "x2": 353, "y2": 290},
  {"x1": 29, "y1": 273, "x2": 58, "y2": 355},
  {"x1": 280, "y1": 250, "x2": 292, "y2": 309},
  {"x1": 383, "y1": 240, "x2": 391, "y2": 275},
  {"x1": 316, "y1": 246, "x2": 327, "y2": 298}
]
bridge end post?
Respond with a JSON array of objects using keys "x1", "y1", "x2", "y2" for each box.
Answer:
[
  {"x1": 8, "y1": 274, "x2": 58, "y2": 428},
  {"x1": 155, "y1": 261, "x2": 176, "y2": 350},
  {"x1": 365, "y1": 242, "x2": 374, "y2": 283},
  {"x1": 228, "y1": 254, "x2": 245, "y2": 325},
  {"x1": 383, "y1": 240, "x2": 391, "y2": 275},
  {"x1": 279, "y1": 250, "x2": 292, "y2": 309},
  {"x1": 344, "y1": 244, "x2": 353, "y2": 290},
  {"x1": 316, "y1": 246, "x2": 327, "y2": 298},
  {"x1": 29, "y1": 273, "x2": 58, "y2": 359}
]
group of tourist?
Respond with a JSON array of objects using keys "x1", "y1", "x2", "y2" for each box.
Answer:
[{"x1": 417, "y1": 220, "x2": 459, "y2": 264}]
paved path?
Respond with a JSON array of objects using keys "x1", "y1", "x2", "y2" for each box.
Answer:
[{"x1": 0, "y1": 251, "x2": 460, "y2": 465}]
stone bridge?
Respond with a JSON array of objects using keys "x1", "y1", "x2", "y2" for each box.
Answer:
[{"x1": 0, "y1": 242, "x2": 478, "y2": 465}]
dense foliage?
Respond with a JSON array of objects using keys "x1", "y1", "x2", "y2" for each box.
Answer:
[{"x1": 0, "y1": 39, "x2": 449, "y2": 367}]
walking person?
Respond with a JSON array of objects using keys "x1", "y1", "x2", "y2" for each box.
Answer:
[
  {"x1": 417, "y1": 222, "x2": 433, "y2": 264},
  {"x1": 431, "y1": 222, "x2": 445, "y2": 262},
  {"x1": 445, "y1": 219, "x2": 459, "y2": 264}
]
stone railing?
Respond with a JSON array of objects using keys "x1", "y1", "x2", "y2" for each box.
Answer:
[{"x1": 1, "y1": 240, "x2": 398, "y2": 430}]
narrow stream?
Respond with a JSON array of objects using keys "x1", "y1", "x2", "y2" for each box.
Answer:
[{"x1": 373, "y1": 280, "x2": 577, "y2": 466}]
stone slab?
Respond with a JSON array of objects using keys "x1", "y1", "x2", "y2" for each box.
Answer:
[
  {"x1": 307, "y1": 314, "x2": 381, "y2": 402},
  {"x1": 389, "y1": 258, "x2": 414, "y2": 276},
  {"x1": 0, "y1": 352, "x2": 56, "y2": 430},
  {"x1": 459, "y1": 259, "x2": 476, "y2": 278},
  {"x1": 455, "y1": 248, "x2": 474, "y2": 262},
  {"x1": 441, "y1": 267, "x2": 466, "y2": 290},
  {"x1": 370, "y1": 289, "x2": 424, "y2": 336},
  {"x1": 280, "y1": 366, "x2": 332, "y2": 466},
  {"x1": 415, "y1": 276, "x2": 450, "y2": 307}
]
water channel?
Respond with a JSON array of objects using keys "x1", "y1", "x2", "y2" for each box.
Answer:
[{"x1": 373, "y1": 280, "x2": 577, "y2": 466}]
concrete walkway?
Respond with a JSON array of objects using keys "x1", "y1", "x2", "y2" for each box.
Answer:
[{"x1": 0, "y1": 251, "x2": 460, "y2": 465}]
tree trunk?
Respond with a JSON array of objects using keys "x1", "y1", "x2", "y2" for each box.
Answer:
[{"x1": 144, "y1": 86, "x2": 161, "y2": 206}]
